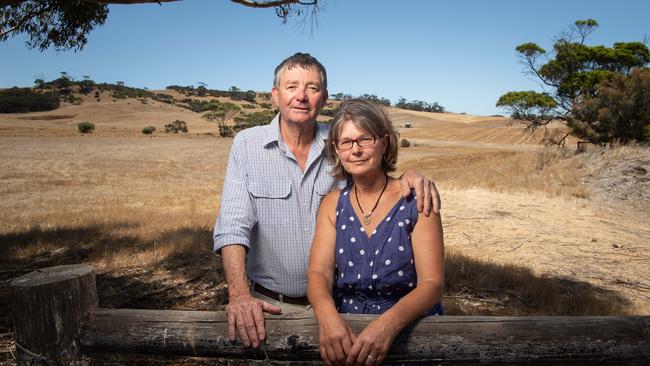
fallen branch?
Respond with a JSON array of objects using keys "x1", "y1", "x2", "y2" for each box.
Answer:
[
  {"x1": 508, "y1": 242, "x2": 526, "y2": 251},
  {"x1": 461, "y1": 285, "x2": 529, "y2": 306},
  {"x1": 612, "y1": 279, "x2": 650, "y2": 292},
  {"x1": 442, "y1": 295, "x2": 504, "y2": 305}
]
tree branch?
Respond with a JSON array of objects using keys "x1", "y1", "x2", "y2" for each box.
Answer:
[
  {"x1": 0, "y1": 0, "x2": 317, "y2": 8},
  {"x1": 0, "y1": 1, "x2": 54, "y2": 39},
  {"x1": 230, "y1": 0, "x2": 316, "y2": 8}
]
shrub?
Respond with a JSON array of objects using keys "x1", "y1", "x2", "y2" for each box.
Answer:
[
  {"x1": 63, "y1": 94, "x2": 82, "y2": 105},
  {"x1": 400, "y1": 138, "x2": 410, "y2": 148},
  {"x1": 77, "y1": 122, "x2": 95, "y2": 133},
  {"x1": 0, "y1": 87, "x2": 60, "y2": 113},
  {"x1": 183, "y1": 99, "x2": 220, "y2": 112},
  {"x1": 259, "y1": 103, "x2": 273, "y2": 109},
  {"x1": 242, "y1": 104, "x2": 256, "y2": 109},
  {"x1": 233, "y1": 110, "x2": 276, "y2": 133},
  {"x1": 79, "y1": 79, "x2": 96, "y2": 94},
  {"x1": 219, "y1": 125, "x2": 234, "y2": 137},
  {"x1": 142, "y1": 126, "x2": 156, "y2": 134},
  {"x1": 164, "y1": 120, "x2": 188, "y2": 133},
  {"x1": 320, "y1": 107, "x2": 339, "y2": 117},
  {"x1": 153, "y1": 93, "x2": 174, "y2": 104}
]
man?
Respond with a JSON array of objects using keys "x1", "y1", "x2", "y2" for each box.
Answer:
[{"x1": 214, "y1": 53, "x2": 440, "y2": 348}]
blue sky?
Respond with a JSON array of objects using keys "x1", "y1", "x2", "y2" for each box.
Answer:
[{"x1": 1, "y1": 0, "x2": 649, "y2": 116}]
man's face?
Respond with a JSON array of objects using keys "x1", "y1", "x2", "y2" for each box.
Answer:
[{"x1": 272, "y1": 65, "x2": 327, "y2": 126}]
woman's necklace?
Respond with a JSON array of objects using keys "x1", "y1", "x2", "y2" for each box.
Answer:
[{"x1": 354, "y1": 175, "x2": 389, "y2": 226}]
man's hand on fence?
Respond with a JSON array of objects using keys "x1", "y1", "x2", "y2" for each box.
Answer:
[{"x1": 226, "y1": 294, "x2": 282, "y2": 348}]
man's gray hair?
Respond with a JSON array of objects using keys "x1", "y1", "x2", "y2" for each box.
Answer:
[{"x1": 273, "y1": 52, "x2": 328, "y2": 90}]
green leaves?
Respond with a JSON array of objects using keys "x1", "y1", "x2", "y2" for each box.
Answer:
[
  {"x1": 496, "y1": 91, "x2": 556, "y2": 125},
  {"x1": 515, "y1": 42, "x2": 546, "y2": 58},
  {"x1": 570, "y1": 69, "x2": 650, "y2": 143},
  {"x1": 496, "y1": 91, "x2": 557, "y2": 109},
  {"x1": 500, "y1": 18, "x2": 650, "y2": 144},
  {"x1": 1, "y1": 0, "x2": 109, "y2": 51}
]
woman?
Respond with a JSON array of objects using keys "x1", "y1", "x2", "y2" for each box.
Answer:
[{"x1": 307, "y1": 99, "x2": 444, "y2": 366}]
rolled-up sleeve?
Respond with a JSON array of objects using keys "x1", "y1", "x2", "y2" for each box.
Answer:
[{"x1": 213, "y1": 136, "x2": 255, "y2": 252}]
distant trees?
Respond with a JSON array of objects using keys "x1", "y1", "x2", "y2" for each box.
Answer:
[
  {"x1": 497, "y1": 19, "x2": 650, "y2": 145},
  {"x1": 164, "y1": 120, "x2": 188, "y2": 133},
  {"x1": 196, "y1": 82, "x2": 208, "y2": 97},
  {"x1": 395, "y1": 97, "x2": 445, "y2": 113},
  {"x1": 358, "y1": 94, "x2": 391, "y2": 107},
  {"x1": 0, "y1": 87, "x2": 60, "y2": 113},
  {"x1": 330, "y1": 92, "x2": 353, "y2": 100},
  {"x1": 79, "y1": 75, "x2": 96, "y2": 94},
  {"x1": 203, "y1": 102, "x2": 241, "y2": 137},
  {"x1": 183, "y1": 98, "x2": 221, "y2": 113},
  {"x1": 34, "y1": 78, "x2": 45, "y2": 89},
  {"x1": 329, "y1": 92, "x2": 444, "y2": 112},
  {"x1": 231, "y1": 110, "x2": 276, "y2": 134}
]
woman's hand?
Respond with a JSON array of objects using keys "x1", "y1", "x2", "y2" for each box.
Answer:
[
  {"x1": 317, "y1": 313, "x2": 356, "y2": 366},
  {"x1": 346, "y1": 317, "x2": 398, "y2": 366}
]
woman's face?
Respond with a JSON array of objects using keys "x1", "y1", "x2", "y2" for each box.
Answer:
[{"x1": 334, "y1": 120, "x2": 387, "y2": 177}]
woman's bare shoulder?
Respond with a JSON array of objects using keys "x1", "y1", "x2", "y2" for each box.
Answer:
[{"x1": 321, "y1": 188, "x2": 342, "y2": 209}]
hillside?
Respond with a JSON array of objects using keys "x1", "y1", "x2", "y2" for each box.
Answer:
[{"x1": 0, "y1": 86, "x2": 565, "y2": 146}]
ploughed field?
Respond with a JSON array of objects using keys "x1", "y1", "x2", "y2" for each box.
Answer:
[{"x1": 1, "y1": 96, "x2": 649, "y2": 363}]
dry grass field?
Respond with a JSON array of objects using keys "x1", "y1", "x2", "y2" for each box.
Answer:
[{"x1": 1, "y1": 94, "x2": 649, "y2": 363}]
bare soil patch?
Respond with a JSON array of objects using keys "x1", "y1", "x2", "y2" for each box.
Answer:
[{"x1": 15, "y1": 114, "x2": 78, "y2": 120}]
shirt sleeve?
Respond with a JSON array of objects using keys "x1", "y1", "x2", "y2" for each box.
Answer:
[{"x1": 213, "y1": 135, "x2": 256, "y2": 252}]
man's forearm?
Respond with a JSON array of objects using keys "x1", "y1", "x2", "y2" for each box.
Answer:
[{"x1": 221, "y1": 244, "x2": 251, "y2": 299}]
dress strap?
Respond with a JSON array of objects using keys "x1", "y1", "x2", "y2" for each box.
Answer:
[{"x1": 335, "y1": 184, "x2": 353, "y2": 213}]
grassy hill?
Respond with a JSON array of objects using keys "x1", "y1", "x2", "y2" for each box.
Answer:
[{"x1": 0, "y1": 81, "x2": 571, "y2": 146}]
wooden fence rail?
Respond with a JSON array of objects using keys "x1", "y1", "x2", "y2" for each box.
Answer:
[{"x1": 10, "y1": 264, "x2": 650, "y2": 365}]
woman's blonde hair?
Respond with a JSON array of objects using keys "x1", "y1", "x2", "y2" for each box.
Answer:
[{"x1": 327, "y1": 99, "x2": 399, "y2": 180}]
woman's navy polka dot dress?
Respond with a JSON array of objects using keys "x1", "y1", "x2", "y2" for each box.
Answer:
[{"x1": 333, "y1": 185, "x2": 443, "y2": 316}]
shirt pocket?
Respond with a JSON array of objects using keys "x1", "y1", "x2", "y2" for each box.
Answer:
[
  {"x1": 249, "y1": 181, "x2": 291, "y2": 199},
  {"x1": 314, "y1": 174, "x2": 337, "y2": 198},
  {"x1": 249, "y1": 181, "x2": 291, "y2": 222}
]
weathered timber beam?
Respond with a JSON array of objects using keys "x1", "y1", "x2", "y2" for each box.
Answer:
[
  {"x1": 11, "y1": 264, "x2": 650, "y2": 364},
  {"x1": 80, "y1": 309, "x2": 650, "y2": 364}
]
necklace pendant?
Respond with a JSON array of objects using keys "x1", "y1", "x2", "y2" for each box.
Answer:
[{"x1": 363, "y1": 216, "x2": 371, "y2": 225}]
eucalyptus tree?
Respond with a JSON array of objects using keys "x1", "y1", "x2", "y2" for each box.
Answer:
[{"x1": 497, "y1": 19, "x2": 650, "y2": 145}]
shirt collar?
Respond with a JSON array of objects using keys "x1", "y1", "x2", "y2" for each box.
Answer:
[
  {"x1": 262, "y1": 114, "x2": 282, "y2": 147},
  {"x1": 262, "y1": 114, "x2": 330, "y2": 148}
]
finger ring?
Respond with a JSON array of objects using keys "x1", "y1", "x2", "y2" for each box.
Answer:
[{"x1": 366, "y1": 354, "x2": 375, "y2": 365}]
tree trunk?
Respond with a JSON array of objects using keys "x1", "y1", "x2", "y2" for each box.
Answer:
[{"x1": 11, "y1": 264, "x2": 98, "y2": 365}]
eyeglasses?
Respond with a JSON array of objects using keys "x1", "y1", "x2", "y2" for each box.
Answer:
[{"x1": 334, "y1": 135, "x2": 377, "y2": 150}]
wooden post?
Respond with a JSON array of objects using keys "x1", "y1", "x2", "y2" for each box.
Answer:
[{"x1": 10, "y1": 264, "x2": 97, "y2": 365}]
